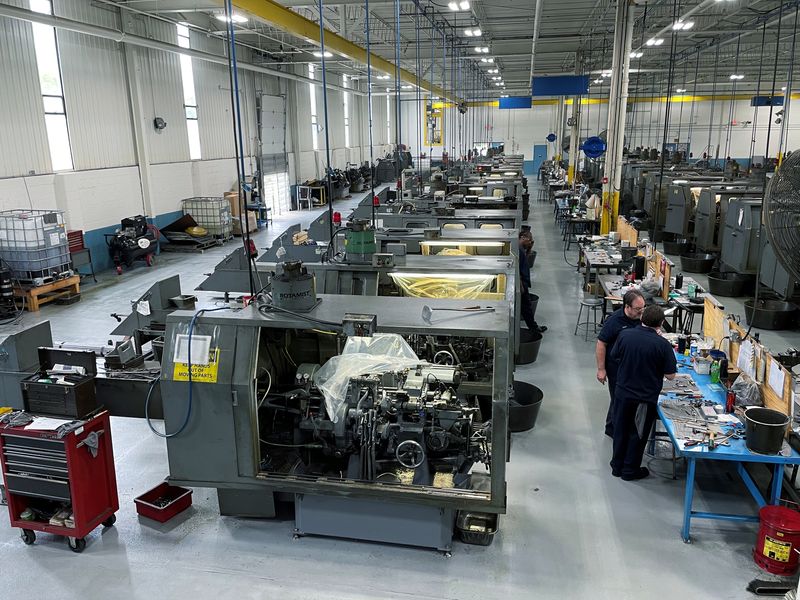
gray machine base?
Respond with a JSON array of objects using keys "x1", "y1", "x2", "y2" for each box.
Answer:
[
  {"x1": 294, "y1": 494, "x2": 455, "y2": 552},
  {"x1": 217, "y1": 488, "x2": 276, "y2": 518}
]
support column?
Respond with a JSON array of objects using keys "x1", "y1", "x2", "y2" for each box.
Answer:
[
  {"x1": 122, "y1": 42, "x2": 155, "y2": 219},
  {"x1": 601, "y1": 0, "x2": 636, "y2": 234},
  {"x1": 567, "y1": 95, "x2": 580, "y2": 185},
  {"x1": 556, "y1": 96, "x2": 566, "y2": 162}
]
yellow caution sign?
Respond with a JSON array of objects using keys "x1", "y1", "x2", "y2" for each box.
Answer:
[
  {"x1": 173, "y1": 348, "x2": 220, "y2": 384},
  {"x1": 763, "y1": 535, "x2": 792, "y2": 562}
]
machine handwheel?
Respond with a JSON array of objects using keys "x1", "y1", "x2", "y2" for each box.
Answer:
[
  {"x1": 20, "y1": 529, "x2": 35, "y2": 545},
  {"x1": 68, "y1": 537, "x2": 86, "y2": 553},
  {"x1": 102, "y1": 514, "x2": 116, "y2": 527},
  {"x1": 395, "y1": 440, "x2": 425, "y2": 469}
]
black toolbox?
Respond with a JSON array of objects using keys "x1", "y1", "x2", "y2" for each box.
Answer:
[{"x1": 21, "y1": 348, "x2": 97, "y2": 419}]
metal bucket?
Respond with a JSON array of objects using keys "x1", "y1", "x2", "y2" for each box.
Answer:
[{"x1": 744, "y1": 407, "x2": 790, "y2": 454}]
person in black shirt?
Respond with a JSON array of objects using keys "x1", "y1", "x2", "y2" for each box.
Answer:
[
  {"x1": 595, "y1": 290, "x2": 645, "y2": 437},
  {"x1": 519, "y1": 230, "x2": 546, "y2": 334},
  {"x1": 609, "y1": 305, "x2": 677, "y2": 480}
]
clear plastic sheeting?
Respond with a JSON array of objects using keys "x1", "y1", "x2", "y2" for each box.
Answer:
[
  {"x1": 388, "y1": 272, "x2": 495, "y2": 299},
  {"x1": 313, "y1": 333, "x2": 423, "y2": 422}
]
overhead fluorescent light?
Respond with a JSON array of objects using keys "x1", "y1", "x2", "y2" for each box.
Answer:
[
  {"x1": 464, "y1": 28, "x2": 473, "y2": 36},
  {"x1": 215, "y1": 13, "x2": 248, "y2": 23},
  {"x1": 729, "y1": 74, "x2": 744, "y2": 80},
  {"x1": 473, "y1": 28, "x2": 481, "y2": 36},
  {"x1": 313, "y1": 51, "x2": 333, "y2": 58},
  {"x1": 480, "y1": 57, "x2": 494, "y2": 63},
  {"x1": 500, "y1": 94, "x2": 509, "y2": 98},
  {"x1": 782, "y1": 86, "x2": 787, "y2": 91},
  {"x1": 593, "y1": 79, "x2": 602, "y2": 84},
  {"x1": 629, "y1": 51, "x2": 643, "y2": 58},
  {"x1": 459, "y1": 0, "x2": 470, "y2": 9},
  {"x1": 682, "y1": 21, "x2": 694, "y2": 30},
  {"x1": 401, "y1": 85, "x2": 413, "y2": 89},
  {"x1": 463, "y1": 27, "x2": 481, "y2": 36},
  {"x1": 676, "y1": 88, "x2": 687, "y2": 93},
  {"x1": 474, "y1": 46, "x2": 489, "y2": 53},
  {"x1": 377, "y1": 74, "x2": 390, "y2": 80},
  {"x1": 448, "y1": 1, "x2": 459, "y2": 10},
  {"x1": 654, "y1": 38, "x2": 664, "y2": 46},
  {"x1": 646, "y1": 38, "x2": 664, "y2": 46}
]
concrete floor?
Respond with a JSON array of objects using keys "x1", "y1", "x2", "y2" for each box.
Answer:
[{"x1": 0, "y1": 183, "x2": 797, "y2": 599}]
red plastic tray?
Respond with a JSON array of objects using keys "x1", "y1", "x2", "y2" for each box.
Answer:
[{"x1": 134, "y1": 482, "x2": 192, "y2": 523}]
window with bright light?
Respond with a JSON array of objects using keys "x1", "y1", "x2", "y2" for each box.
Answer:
[
  {"x1": 30, "y1": 0, "x2": 73, "y2": 171},
  {"x1": 176, "y1": 24, "x2": 201, "y2": 160},
  {"x1": 264, "y1": 172, "x2": 290, "y2": 214},
  {"x1": 309, "y1": 64, "x2": 319, "y2": 151},
  {"x1": 343, "y1": 75, "x2": 351, "y2": 148}
]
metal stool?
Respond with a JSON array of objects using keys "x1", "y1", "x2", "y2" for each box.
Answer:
[
  {"x1": 537, "y1": 188, "x2": 548, "y2": 203},
  {"x1": 574, "y1": 296, "x2": 604, "y2": 341}
]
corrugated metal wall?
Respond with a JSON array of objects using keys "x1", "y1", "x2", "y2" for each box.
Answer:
[
  {"x1": 0, "y1": 0, "x2": 51, "y2": 177},
  {"x1": 54, "y1": 0, "x2": 135, "y2": 169}
]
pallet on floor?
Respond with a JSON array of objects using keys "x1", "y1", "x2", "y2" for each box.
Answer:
[{"x1": 14, "y1": 275, "x2": 80, "y2": 312}]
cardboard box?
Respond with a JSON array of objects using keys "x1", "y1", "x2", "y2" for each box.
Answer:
[
  {"x1": 225, "y1": 191, "x2": 242, "y2": 217},
  {"x1": 232, "y1": 212, "x2": 258, "y2": 236}
]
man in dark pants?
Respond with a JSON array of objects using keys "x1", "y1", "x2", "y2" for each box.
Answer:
[
  {"x1": 609, "y1": 305, "x2": 677, "y2": 480},
  {"x1": 519, "y1": 231, "x2": 546, "y2": 333},
  {"x1": 595, "y1": 290, "x2": 645, "y2": 437}
]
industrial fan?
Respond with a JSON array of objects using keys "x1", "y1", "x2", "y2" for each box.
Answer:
[{"x1": 763, "y1": 152, "x2": 800, "y2": 284}]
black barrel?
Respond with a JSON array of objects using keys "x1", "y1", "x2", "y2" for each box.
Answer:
[
  {"x1": 510, "y1": 380, "x2": 544, "y2": 433},
  {"x1": 744, "y1": 407, "x2": 790, "y2": 454},
  {"x1": 680, "y1": 252, "x2": 716, "y2": 274},
  {"x1": 516, "y1": 329, "x2": 543, "y2": 365},
  {"x1": 744, "y1": 300, "x2": 799, "y2": 330}
]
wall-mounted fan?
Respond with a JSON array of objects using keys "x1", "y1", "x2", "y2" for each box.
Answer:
[{"x1": 763, "y1": 151, "x2": 800, "y2": 285}]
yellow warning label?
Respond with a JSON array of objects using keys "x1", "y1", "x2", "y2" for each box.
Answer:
[
  {"x1": 173, "y1": 348, "x2": 220, "y2": 383},
  {"x1": 763, "y1": 535, "x2": 792, "y2": 563}
]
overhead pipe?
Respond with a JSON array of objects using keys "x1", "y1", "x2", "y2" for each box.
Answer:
[{"x1": 527, "y1": 0, "x2": 543, "y2": 91}]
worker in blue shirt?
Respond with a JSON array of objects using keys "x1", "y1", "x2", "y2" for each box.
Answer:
[
  {"x1": 519, "y1": 230, "x2": 546, "y2": 333},
  {"x1": 595, "y1": 289, "x2": 645, "y2": 437},
  {"x1": 609, "y1": 305, "x2": 677, "y2": 480}
]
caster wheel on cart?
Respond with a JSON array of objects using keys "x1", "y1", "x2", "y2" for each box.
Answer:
[
  {"x1": 102, "y1": 514, "x2": 116, "y2": 527},
  {"x1": 20, "y1": 529, "x2": 35, "y2": 545},
  {"x1": 68, "y1": 537, "x2": 86, "y2": 553},
  {"x1": 116, "y1": 266, "x2": 123, "y2": 275}
]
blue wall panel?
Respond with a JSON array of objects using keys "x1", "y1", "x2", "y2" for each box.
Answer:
[{"x1": 532, "y1": 75, "x2": 589, "y2": 97}]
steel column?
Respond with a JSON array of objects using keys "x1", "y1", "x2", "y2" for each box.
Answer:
[
  {"x1": 567, "y1": 95, "x2": 580, "y2": 185},
  {"x1": 600, "y1": 0, "x2": 635, "y2": 234}
]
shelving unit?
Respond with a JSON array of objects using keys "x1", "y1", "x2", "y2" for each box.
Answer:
[{"x1": 0, "y1": 411, "x2": 118, "y2": 552}]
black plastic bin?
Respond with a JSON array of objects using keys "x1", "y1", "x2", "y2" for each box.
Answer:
[
  {"x1": 510, "y1": 380, "x2": 544, "y2": 433},
  {"x1": 516, "y1": 329, "x2": 543, "y2": 365}
]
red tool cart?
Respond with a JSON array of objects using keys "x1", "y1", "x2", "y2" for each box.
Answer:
[{"x1": 0, "y1": 411, "x2": 119, "y2": 552}]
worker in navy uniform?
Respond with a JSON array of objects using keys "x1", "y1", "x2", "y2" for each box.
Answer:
[
  {"x1": 518, "y1": 230, "x2": 546, "y2": 334},
  {"x1": 609, "y1": 305, "x2": 677, "y2": 480},
  {"x1": 595, "y1": 289, "x2": 645, "y2": 437}
]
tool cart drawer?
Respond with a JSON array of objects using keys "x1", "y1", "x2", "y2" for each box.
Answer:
[
  {"x1": 3, "y1": 450, "x2": 67, "y2": 471},
  {"x1": 1, "y1": 433, "x2": 65, "y2": 453},
  {"x1": 5, "y1": 473, "x2": 71, "y2": 502},
  {"x1": 3, "y1": 459, "x2": 68, "y2": 479}
]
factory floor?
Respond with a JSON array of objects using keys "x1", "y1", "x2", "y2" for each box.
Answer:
[{"x1": 0, "y1": 182, "x2": 797, "y2": 600}]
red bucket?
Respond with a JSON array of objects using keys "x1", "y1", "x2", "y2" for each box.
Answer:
[{"x1": 753, "y1": 505, "x2": 800, "y2": 576}]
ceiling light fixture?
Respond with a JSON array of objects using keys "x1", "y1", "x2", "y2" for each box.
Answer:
[
  {"x1": 464, "y1": 28, "x2": 473, "y2": 36},
  {"x1": 682, "y1": 21, "x2": 694, "y2": 30},
  {"x1": 459, "y1": 0, "x2": 470, "y2": 9},
  {"x1": 479, "y1": 57, "x2": 494, "y2": 63},
  {"x1": 448, "y1": 1, "x2": 459, "y2": 10},
  {"x1": 215, "y1": 14, "x2": 248, "y2": 23},
  {"x1": 377, "y1": 74, "x2": 390, "y2": 80},
  {"x1": 646, "y1": 38, "x2": 664, "y2": 46},
  {"x1": 729, "y1": 74, "x2": 744, "y2": 80},
  {"x1": 473, "y1": 28, "x2": 481, "y2": 36},
  {"x1": 676, "y1": 88, "x2": 687, "y2": 93},
  {"x1": 629, "y1": 51, "x2": 643, "y2": 58},
  {"x1": 313, "y1": 51, "x2": 333, "y2": 58},
  {"x1": 593, "y1": 79, "x2": 602, "y2": 84}
]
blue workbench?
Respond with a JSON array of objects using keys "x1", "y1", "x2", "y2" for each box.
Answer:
[{"x1": 657, "y1": 356, "x2": 800, "y2": 543}]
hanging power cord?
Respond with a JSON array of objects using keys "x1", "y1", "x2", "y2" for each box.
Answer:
[
  {"x1": 146, "y1": 307, "x2": 232, "y2": 438},
  {"x1": 222, "y1": 0, "x2": 256, "y2": 297},
  {"x1": 317, "y1": 0, "x2": 336, "y2": 242},
  {"x1": 650, "y1": 0, "x2": 681, "y2": 251}
]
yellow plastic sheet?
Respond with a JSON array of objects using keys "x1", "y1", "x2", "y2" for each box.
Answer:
[{"x1": 388, "y1": 273, "x2": 496, "y2": 299}]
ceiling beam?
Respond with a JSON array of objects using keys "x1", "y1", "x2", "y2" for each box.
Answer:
[{"x1": 230, "y1": 0, "x2": 461, "y2": 102}]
